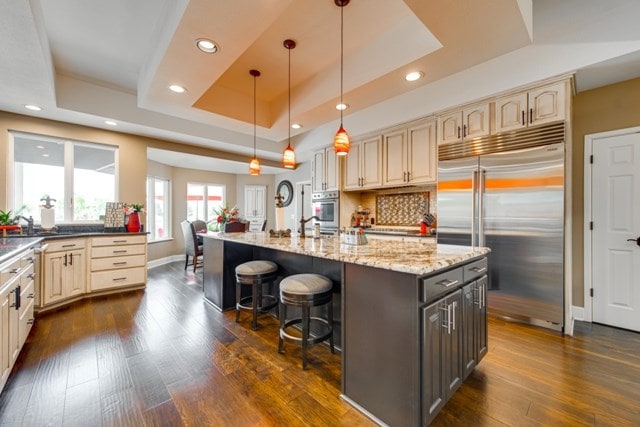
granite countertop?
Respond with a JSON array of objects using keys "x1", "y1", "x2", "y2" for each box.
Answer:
[
  {"x1": 203, "y1": 232, "x2": 489, "y2": 276},
  {"x1": 0, "y1": 237, "x2": 44, "y2": 264}
]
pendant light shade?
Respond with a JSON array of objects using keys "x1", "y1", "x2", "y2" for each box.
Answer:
[
  {"x1": 334, "y1": 0, "x2": 350, "y2": 156},
  {"x1": 283, "y1": 39, "x2": 296, "y2": 169},
  {"x1": 249, "y1": 69, "x2": 261, "y2": 175}
]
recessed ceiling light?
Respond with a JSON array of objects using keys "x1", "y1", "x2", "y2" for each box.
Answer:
[
  {"x1": 196, "y1": 38, "x2": 219, "y2": 54},
  {"x1": 291, "y1": 123, "x2": 302, "y2": 130},
  {"x1": 405, "y1": 71, "x2": 424, "y2": 82},
  {"x1": 24, "y1": 104, "x2": 42, "y2": 111},
  {"x1": 42, "y1": 154, "x2": 49, "y2": 157},
  {"x1": 36, "y1": 145, "x2": 44, "y2": 149},
  {"x1": 169, "y1": 84, "x2": 186, "y2": 93},
  {"x1": 335, "y1": 103, "x2": 349, "y2": 111},
  {"x1": 105, "y1": 120, "x2": 117, "y2": 126}
]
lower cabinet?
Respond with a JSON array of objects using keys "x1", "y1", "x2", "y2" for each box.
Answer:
[
  {"x1": 42, "y1": 239, "x2": 86, "y2": 306},
  {"x1": 0, "y1": 246, "x2": 36, "y2": 393},
  {"x1": 462, "y1": 275, "x2": 488, "y2": 379},
  {"x1": 422, "y1": 289, "x2": 463, "y2": 426},
  {"x1": 89, "y1": 235, "x2": 147, "y2": 291}
]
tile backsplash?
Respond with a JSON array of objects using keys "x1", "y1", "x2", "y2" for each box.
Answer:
[{"x1": 375, "y1": 192, "x2": 430, "y2": 226}]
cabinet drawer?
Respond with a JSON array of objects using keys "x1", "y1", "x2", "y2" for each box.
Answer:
[
  {"x1": 91, "y1": 254, "x2": 146, "y2": 272},
  {"x1": 0, "y1": 259, "x2": 20, "y2": 283},
  {"x1": 20, "y1": 264, "x2": 34, "y2": 287},
  {"x1": 463, "y1": 258, "x2": 488, "y2": 283},
  {"x1": 92, "y1": 244, "x2": 146, "y2": 258},
  {"x1": 92, "y1": 235, "x2": 146, "y2": 247},
  {"x1": 422, "y1": 267, "x2": 463, "y2": 303},
  {"x1": 20, "y1": 250, "x2": 36, "y2": 268},
  {"x1": 45, "y1": 239, "x2": 86, "y2": 252},
  {"x1": 19, "y1": 298, "x2": 35, "y2": 344},
  {"x1": 90, "y1": 267, "x2": 146, "y2": 291},
  {"x1": 19, "y1": 279, "x2": 35, "y2": 317}
]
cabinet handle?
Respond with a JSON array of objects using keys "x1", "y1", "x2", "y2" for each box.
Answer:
[
  {"x1": 113, "y1": 262, "x2": 128, "y2": 266},
  {"x1": 463, "y1": 124, "x2": 467, "y2": 138},
  {"x1": 441, "y1": 304, "x2": 452, "y2": 335},
  {"x1": 27, "y1": 273, "x2": 35, "y2": 280},
  {"x1": 64, "y1": 254, "x2": 68, "y2": 266},
  {"x1": 112, "y1": 277, "x2": 127, "y2": 282},
  {"x1": 529, "y1": 108, "x2": 533, "y2": 124},
  {"x1": 406, "y1": 171, "x2": 410, "y2": 182},
  {"x1": 27, "y1": 319, "x2": 35, "y2": 325},
  {"x1": 14, "y1": 286, "x2": 20, "y2": 310},
  {"x1": 521, "y1": 110, "x2": 525, "y2": 126},
  {"x1": 435, "y1": 278, "x2": 459, "y2": 288},
  {"x1": 112, "y1": 240, "x2": 127, "y2": 243},
  {"x1": 457, "y1": 126, "x2": 461, "y2": 139},
  {"x1": 69, "y1": 253, "x2": 73, "y2": 266},
  {"x1": 27, "y1": 293, "x2": 34, "y2": 299},
  {"x1": 62, "y1": 244, "x2": 76, "y2": 248},
  {"x1": 451, "y1": 301, "x2": 457, "y2": 331},
  {"x1": 9, "y1": 268, "x2": 19, "y2": 274},
  {"x1": 470, "y1": 266, "x2": 487, "y2": 274},
  {"x1": 113, "y1": 250, "x2": 128, "y2": 254}
]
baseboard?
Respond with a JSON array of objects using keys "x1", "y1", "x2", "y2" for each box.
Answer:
[
  {"x1": 571, "y1": 305, "x2": 585, "y2": 322},
  {"x1": 147, "y1": 255, "x2": 184, "y2": 269}
]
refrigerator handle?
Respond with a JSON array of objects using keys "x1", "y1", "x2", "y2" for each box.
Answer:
[
  {"x1": 479, "y1": 169, "x2": 486, "y2": 246},
  {"x1": 471, "y1": 170, "x2": 477, "y2": 247}
]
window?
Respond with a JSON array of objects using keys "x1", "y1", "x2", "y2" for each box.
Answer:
[
  {"x1": 187, "y1": 183, "x2": 225, "y2": 224},
  {"x1": 11, "y1": 132, "x2": 117, "y2": 222},
  {"x1": 147, "y1": 176, "x2": 170, "y2": 241}
]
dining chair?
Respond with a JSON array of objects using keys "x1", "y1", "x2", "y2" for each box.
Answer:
[
  {"x1": 180, "y1": 220, "x2": 203, "y2": 272},
  {"x1": 192, "y1": 219, "x2": 207, "y2": 244}
]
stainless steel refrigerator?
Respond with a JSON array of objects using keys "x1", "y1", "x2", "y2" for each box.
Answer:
[{"x1": 437, "y1": 138, "x2": 565, "y2": 330}]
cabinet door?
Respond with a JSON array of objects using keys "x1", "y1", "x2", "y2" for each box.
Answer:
[
  {"x1": 244, "y1": 185, "x2": 266, "y2": 218},
  {"x1": 407, "y1": 120, "x2": 436, "y2": 184},
  {"x1": 360, "y1": 136, "x2": 382, "y2": 188},
  {"x1": 311, "y1": 150, "x2": 325, "y2": 193},
  {"x1": 529, "y1": 81, "x2": 566, "y2": 126},
  {"x1": 463, "y1": 104, "x2": 490, "y2": 139},
  {"x1": 495, "y1": 92, "x2": 528, "y2": 133},
  {"x1": 383, "y1": 129, "x2": 408, "y2": 186},
  {"x1": 65, "y1": 251, "x2": 86, "y2": 298},
  {"x1": 0, "y1": 284, "x2": 12, "y2": 388},
  {"x1": 461, "y1": 283, "x2": 476, "y2": 379},
  {"x1": 43, "y1": 252, "x2": 66, "y2": 305},
  {"x1": 343, "y1": 141, "x2": 361, "y2": 190},
  {"x1": 422, "y1": 300, "x2": 445, "y2": 426},
  {"x1": 325, "y1": 147, "x2": 339, "y2": 191},
  {"x1": 443, "y1": 290, "x2": 463, "y2": 397},
  {"x1": 438, "y1": 111, "x2": 463, "y2": 145},
  {"x1": 476, "y1": 275, "x2": 488, "y2": 363}
]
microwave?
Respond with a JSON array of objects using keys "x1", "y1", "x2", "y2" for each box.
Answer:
[{"x1": 311, "y1": 191, "x2": 339, "y2": 229}]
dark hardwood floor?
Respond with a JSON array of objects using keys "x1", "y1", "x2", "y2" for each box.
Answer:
[{"x1": 1, "y1": 262, "x2": 639, "y2": 426}]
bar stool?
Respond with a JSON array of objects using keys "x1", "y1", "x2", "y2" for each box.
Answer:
[
  {"x1": 235, "y1": 260, "x2": 279, "y2": 330},
  {"x1": 278, "y1": 273, "x2": 335, "y2": 369}
]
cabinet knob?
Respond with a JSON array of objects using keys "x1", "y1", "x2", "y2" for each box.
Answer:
[{"x1": 27, "y1": 319, "x2": 35, "y2": 325}]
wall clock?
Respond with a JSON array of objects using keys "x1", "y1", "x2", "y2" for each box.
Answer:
[{"x1": 276, "y1": 180, "x2": 294, "y2": 207}]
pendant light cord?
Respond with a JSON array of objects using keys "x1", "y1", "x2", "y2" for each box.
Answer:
[
  {"x1": 288, "y1": 44, "x2": 291, "y2": 146},
  {"x1": 253, "y1": 73, "x2": 257, "y2": 158},
  {"x1": 340, "y1": 3, "x2": 344, "y2": 125}
]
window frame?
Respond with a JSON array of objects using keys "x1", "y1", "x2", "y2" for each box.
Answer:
[
  {"x1": 186, "y1": 182, "x2": 226, "y2": 225},
  {"x1": 146, "y1": 176, "x2": 172, "y2": 242},
  {"x1": 9, "y1": 131, "x2": 118, "y2": 224}
]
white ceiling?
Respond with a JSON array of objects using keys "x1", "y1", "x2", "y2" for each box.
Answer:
[{"x1": 1, "y1": 0, "x2": 640, "y2": 174}]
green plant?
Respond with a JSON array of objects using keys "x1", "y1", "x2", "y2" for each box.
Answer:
[{"x1": 0, "y1": 210, "x2": 17, "y2": 226}]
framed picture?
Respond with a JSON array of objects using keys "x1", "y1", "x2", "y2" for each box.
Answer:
[{"x1": 104, "y1": 202, "x2": 126, "y2": 231}]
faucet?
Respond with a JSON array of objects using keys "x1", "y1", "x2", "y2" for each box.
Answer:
[
  {"x1": 299, "y1": 216, "x2": 319, "y2": 238},
  {"x1": 18, "y1": 216, "x2": 34, "y2": 236}
]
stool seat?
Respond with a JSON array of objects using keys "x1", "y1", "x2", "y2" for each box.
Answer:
[
  {"x1": 235, "y1": 260, "x2": 278, "y2": 330},
  {"x1": 280, "y1": 274, "x2": 332, "y2": 295},
  {"x1": 236, "y1": 260, "x2": 277, "y2": 276},
  {"x1": 278, "y1": 273, "x2": 335, "y2": 369}
]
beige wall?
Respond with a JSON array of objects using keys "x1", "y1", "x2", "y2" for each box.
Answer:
[{"x1": 571, "y1": 77, "x2": 640, "y2": 306}]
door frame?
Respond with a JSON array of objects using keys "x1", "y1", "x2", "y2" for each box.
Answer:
[{"x1": 583, "y1": 125, "x2": 640, "y2": 323}]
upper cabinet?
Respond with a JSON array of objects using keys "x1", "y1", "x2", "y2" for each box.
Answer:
[
  {"x1": 343, "y1": 135, "x2": 382, "y2": 190},
  {"x1": 437, "y1": 103, "x2": 490, "y2": 145},
  {"x1": 312, "y1": 146, "x2": 339, "y2": 193},
  {"x1": 383, "y1": 119, "x2": 437, "y2": 187},
  {"x1": 494, "y1": 81, "x2": 566, "y2": 133}
]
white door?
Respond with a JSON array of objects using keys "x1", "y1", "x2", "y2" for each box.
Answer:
[
  {"x1": 244, "y1": 185, "x2": 266, "y2": 231},
  {"x1": 592, "y1": 132, "x2": 640, "y2": 331}
]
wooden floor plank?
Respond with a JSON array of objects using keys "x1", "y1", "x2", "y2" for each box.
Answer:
[{"x1": 2, "y1": 261, "x2": 640, "y2": 426}]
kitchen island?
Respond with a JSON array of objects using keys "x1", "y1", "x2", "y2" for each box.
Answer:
[{"x1": 202, "y1": 232, "x2": 489, "y2": 426}]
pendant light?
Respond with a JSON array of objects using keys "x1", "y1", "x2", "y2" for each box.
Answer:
[
  {"x1": 334, "y1": 0, "x2": 350, "y2": 156},
  {"x1": 283, "y1": 39, "x2": 296, "y2": 169},
  {"x1": 249, "y1": 69, "x2": 261, "y2": 175}
]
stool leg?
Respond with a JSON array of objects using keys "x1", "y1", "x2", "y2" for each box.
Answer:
[
  {"x1": 327, "y1": 299, "x2": 335, "y2": 354},
  {"x1": 278, "y1": 301, "x2": 285, "y2": 354},
  {"x1": 251, "y1": 281, "x2": 259, "y2": 330},
  {"x1": 302, "y1": 301, "x2": 310, "y2": 369},
  {"x1": 235, "y1": 279, "x2": 241, "y2": 323}
]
